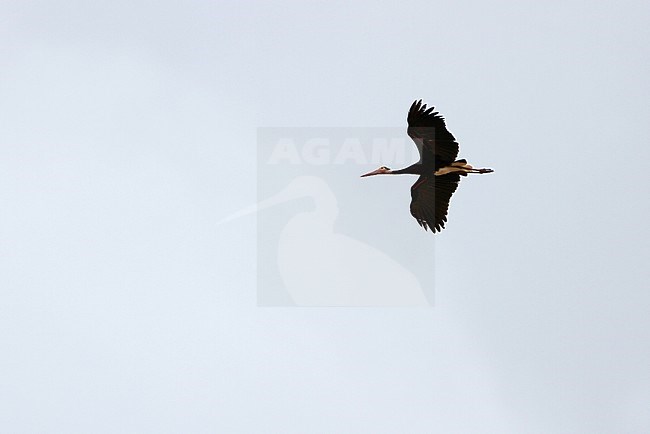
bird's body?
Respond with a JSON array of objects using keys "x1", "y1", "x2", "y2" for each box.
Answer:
[{"x1": 361, "y1": 100, "x2": 493, "y2": 233}]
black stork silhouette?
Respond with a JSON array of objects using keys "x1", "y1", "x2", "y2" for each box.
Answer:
[{"x1": 361, "y1": 100, "x2": 493, "y2": 233}]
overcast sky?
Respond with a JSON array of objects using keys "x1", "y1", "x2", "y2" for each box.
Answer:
[{"x1": 1, "y1": 0, "x2": 649, "y2": 433}]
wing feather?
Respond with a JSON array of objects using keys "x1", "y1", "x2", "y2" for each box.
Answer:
[
  {"x1": 409, "y1": 173, "x2": 461, "y2": 233},
  {"x1": 407, "y1": 99, "x2": 459, "y2": 167}
]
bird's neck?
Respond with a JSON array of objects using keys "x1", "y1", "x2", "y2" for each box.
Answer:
[{"x1": 391, "y1": 163, "x2": 423, "y2": 175}]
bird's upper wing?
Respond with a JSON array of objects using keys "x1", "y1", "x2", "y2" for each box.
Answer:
[
  {"x1": 407, "y1": 99, "x2": 459, "y2": 166},
  {"x1": 410, "y1": 173, "x2": 461, "y2": 233}
]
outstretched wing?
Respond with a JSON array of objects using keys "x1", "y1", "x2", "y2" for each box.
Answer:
[
  {"x1": 407, "y1": 99, "x2": 459, "y2": 167},
  {"x1": 410, "y1": 173, "x2": 461, "y2": 233}
]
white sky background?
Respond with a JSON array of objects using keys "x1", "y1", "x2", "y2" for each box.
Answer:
[{"x1": 1, "y1": 0, "x2": 649, "y2": 432}]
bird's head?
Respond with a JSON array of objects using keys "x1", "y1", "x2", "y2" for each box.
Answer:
[{"x1": 360, "y1": 166, "x2": 392, "y2": 177}]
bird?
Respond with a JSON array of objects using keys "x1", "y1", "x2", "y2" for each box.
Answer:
[{"x1": 361, "y1": 99, "x2": 493, "y2": 233}]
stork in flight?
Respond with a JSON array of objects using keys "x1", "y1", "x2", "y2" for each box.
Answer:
[{"x1": 361, "y1": 100, "x2": 493, "y2": 233}]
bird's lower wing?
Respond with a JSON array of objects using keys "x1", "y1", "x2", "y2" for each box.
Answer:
[{"x1": 409, "y1": 174, "x2": 461, "y2": 233}]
